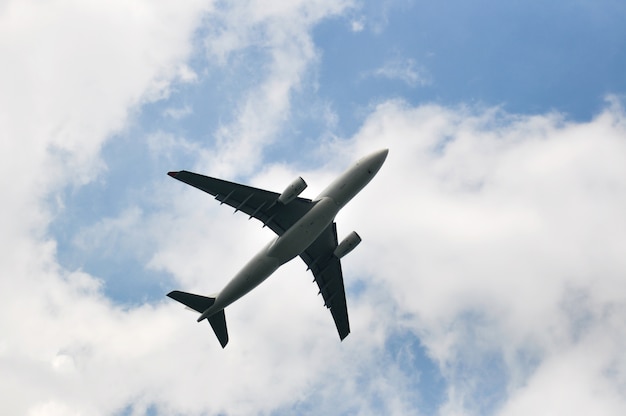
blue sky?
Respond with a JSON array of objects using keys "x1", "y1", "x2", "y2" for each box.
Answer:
[{"x1": 2, "y1": 0, "x2": 626, "y2": 415}]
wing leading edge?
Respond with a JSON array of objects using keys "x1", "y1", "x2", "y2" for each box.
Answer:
[
  {"x1": 169, "y1": 171, "x2": 350, "y2": 341},
  {"x1": 168, "y1": 170, "x2": 313, "y2": 236}
]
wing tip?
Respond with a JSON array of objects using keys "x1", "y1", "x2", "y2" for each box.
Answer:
[
  {"x1": 339, "y1": 327, "x2": 350, "y2": 341},
  {"x1": 167, "y1": 171, "x2": 179, "y2": 178}
]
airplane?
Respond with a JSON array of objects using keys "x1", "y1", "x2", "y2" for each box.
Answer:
[{"x1": 166, "y1": 148, "x2": 388, "y2": 347}]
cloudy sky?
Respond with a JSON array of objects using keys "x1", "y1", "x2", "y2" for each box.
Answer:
[{"x1": 2, "y1": 0, "x2": 626, "y2": 414}]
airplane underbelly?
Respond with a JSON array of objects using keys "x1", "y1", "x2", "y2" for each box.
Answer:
[
  {"x1": 214, "y1": 247, "x2": 281, "y2": 310},
  {"x1": 210, "y1": 198, "x2": 337, "y2": 313},
  {"x1": 267, "y1": 197, "x2": 337, "y2": 262}
]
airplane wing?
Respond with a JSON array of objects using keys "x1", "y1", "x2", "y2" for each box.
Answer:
[
  {"x1": 169, "y1": 171, "x2": 314, "y2": 236},
  {"x1": 299, "y1": 223, "x2": 350, "y2": 340}
]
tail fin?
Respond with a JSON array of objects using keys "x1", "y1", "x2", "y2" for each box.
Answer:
[{"x1": 167, "y1": 290, "x2": 229, "y2": 348}]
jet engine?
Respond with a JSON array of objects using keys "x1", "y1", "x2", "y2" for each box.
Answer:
[
  {"x1": 277, "y1": 176, "x2": 307, "y2": 205},
  {"x1": 333, "y1": 231, "x2": 362, "y2": 259}
]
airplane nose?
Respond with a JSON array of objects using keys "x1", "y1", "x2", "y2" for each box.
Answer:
[
  {"x1": 373, "y1": 148, "x2": 389, "y2": 166},
  {"x1": 364, "y1": 148, "x2": 389, "y2": 175}
]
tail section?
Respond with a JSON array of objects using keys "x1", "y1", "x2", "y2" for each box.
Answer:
[{"x1": 167, "y1": 290, "x2": 229, "y2": 348}]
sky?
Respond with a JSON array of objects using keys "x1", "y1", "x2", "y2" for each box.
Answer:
[{"x1": 1, "y1": 0, "x2": 626, "y2": 415}]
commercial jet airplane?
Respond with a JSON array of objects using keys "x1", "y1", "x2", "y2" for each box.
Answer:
[{"x1": 166, "y1": 148, "x2": 388, "y2": 347}]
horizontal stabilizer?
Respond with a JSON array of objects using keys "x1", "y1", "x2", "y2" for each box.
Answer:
[
  {"x1": 167, "y1": 290, "x2": 229, "y2": 348},
  {"x1": 167, "y1": 290, "x2": 215, "y2": 313}
]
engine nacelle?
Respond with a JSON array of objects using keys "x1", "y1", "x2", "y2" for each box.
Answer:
[
  {"x1": 277, "y1": 176, "x2": 307, "y2": 205},
  {"x1": 333, "y1": 231, "x2": 362, "y2": 259}
]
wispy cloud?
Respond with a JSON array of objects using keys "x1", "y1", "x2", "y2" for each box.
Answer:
[
  {"x1": 350, "y1": 17, "x2": 365, "y2": 32},
  {"x1": 366, "y1": 57, "x2": 432, "y2": 87},
  {"x1": 162, "y1": 104, "x2": 193, "y2": 120},
  {"x1": 199, "y1": 0, "x2": 353, "y2": 177}
]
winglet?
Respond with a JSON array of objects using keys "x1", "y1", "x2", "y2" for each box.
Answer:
[{"x1": 167, "y1": 171, "x2": 179, "y2": 178}]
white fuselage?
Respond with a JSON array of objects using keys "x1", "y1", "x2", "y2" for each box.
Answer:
[{"x1": 197, "y1": 149, "x2": 388, "y2": 322}]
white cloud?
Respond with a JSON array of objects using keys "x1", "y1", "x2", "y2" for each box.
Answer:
[
  {"x1": 0, "y1": 0, "x2": 209, "y2": 413},
  {"x1": 0, "y1": 0, "x2": 210, "y2": 233},
  {"x1": 333, "y1": 98, "x2": 626, "y2": 414}
]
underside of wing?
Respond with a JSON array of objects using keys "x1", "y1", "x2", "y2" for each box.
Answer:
[
  {"x1": 168, "y1": 171, "x2": 313, "y2": 236},
  {"x1": 299, "y1": 223, "x2": 350, "y2": 340}
]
